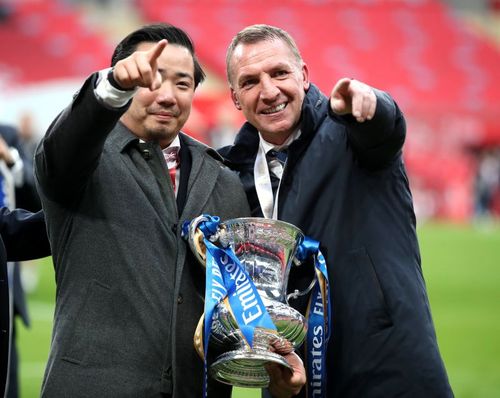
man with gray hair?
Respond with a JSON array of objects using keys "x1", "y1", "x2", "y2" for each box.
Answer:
[{"x1": 220, "y1": 24, "x2": 453, "y2": 398}]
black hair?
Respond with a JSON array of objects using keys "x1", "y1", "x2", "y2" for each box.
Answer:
[{"x1": 111, "y1": 23, "x2": 205, "y2": 88}]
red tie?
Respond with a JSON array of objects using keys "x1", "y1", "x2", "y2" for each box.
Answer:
[
  {"x1": 164, "y1": 148, "x2": 180, "y2": 192},
  {"x1": 169, "y1": 165, "x2": 176, "y2": 191}
]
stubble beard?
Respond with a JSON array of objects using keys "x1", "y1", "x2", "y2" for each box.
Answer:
[{"x1": 144, "y1": 123, "x2": 178, "y2": 148}]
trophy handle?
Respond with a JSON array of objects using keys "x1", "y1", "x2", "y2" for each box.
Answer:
[
  {"x1": 194, "y1": 313, "x2": 205, "y2": 359},
  {"x1": 285, "y1": 255, "x2": 317, "y2": 304},
  {"x1": 286, "y1": 278, "x2": 316, "y2": 304},
  {"x1": 186, "y1": 215, "x2": 211, "y2": 266}
]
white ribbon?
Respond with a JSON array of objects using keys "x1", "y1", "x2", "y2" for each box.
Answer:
[{"x1": 254, "y1": 141, "x2": 281, "y2": 219}]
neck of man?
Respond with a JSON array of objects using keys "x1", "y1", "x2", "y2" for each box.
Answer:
[{"x1": 260, "y1": 128, "x2": 300, "y2": 148}]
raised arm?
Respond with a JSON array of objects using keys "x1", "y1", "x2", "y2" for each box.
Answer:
[
  {"x1": 34, "y1": 74, "x2": 128, "y2": 203},
  {"x1": 330, "y1": 77, "x2": 406, "y2": 168},
  {"x1": 34, "y1": 40, "x2": 169, "y2": 203}
]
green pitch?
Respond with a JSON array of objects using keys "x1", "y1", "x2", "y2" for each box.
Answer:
[{"x1": 15, "y1": 221, "x2": 500, "y2": 397}]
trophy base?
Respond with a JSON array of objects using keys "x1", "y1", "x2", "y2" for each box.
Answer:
[{"x1": 210, "y1": 349, "x2": 292, "y2": 388}]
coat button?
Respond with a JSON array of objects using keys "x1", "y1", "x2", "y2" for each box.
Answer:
[
  {"x1": 177, "y1": 294, "x2": 183, "y2": 304},
  {"x1": 171, "y1": 224, "x2": 177, "y2": 233},
  {"x1": 162, "y1": 366, "x2": 172, "y2": 378}
]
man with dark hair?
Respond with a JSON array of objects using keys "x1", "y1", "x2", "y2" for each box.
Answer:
[
  {"x1": 35, "y1": 23, "x2": 250, "y2": 397},
  {"x1": 0, "y1": 207, "x2": 50, "y2": 397},
  {"x1": 220, "y1": 24, "x2": 454, "y2": 397}
]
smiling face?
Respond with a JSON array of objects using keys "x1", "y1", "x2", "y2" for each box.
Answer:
[
  {"x1": 228, "y1": 38, "x2": 309, "y2": 145},
  {"x1": 120, "y1": 42, "x2": 195, "y2": 148}
]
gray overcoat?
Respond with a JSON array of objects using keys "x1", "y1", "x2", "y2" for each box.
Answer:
[{"x1": 34, "y1": 74, "x2": 250, "y2": 397}]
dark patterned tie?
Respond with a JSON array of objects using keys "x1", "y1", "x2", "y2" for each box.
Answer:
[{"x1": 266, "y1": 148, "x2": 288, "y2": 199}]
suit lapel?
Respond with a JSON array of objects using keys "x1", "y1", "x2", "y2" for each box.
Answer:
[
  {"x1": 176, "y1": 141, "x2": 192, "y2": 214},
  {"x1": 107, "y1": 126, "x2": 222, "y2": 226},
  {"x1": 179, "y1": 133, "x2": 221, "y2": 221},
  {"x1": 107, "y1": 124, "x2": 177, "y2": 229}
]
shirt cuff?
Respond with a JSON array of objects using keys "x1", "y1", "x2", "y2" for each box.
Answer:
[{"x1": 94, "y1": 68, "x2": 138, "y2": 108}]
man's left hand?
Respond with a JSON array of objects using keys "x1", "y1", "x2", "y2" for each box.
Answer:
[{"x1": 330, "y1": 77, "x2": 377, "y2": 123}]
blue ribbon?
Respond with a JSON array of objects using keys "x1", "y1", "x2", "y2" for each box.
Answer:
[
  {"x1": 182, "y1": 215, "x2": 276, "y2": 397},
  {"x1": 297, "y1": 236, "x2": 331, "y2": 398},
  {"x1": 205, "y1": 239, "x2": 277, "y2": 346},
  {"x1": 182, "y1": 217, "x2": 331, "y2": 397}
]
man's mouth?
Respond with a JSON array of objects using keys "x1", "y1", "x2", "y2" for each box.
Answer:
[
  {"x1": 262, "y1": 103, "x2": 286, "y2": 115},
  {"x1": 153, "y1": 111, "x2": 176, "y2": 117}
]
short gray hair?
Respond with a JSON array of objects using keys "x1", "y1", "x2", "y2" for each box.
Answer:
[{"x1": 226, "y1": 24, "x2": 303, "y2": 86}]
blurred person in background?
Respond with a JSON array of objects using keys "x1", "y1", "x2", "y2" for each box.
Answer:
[
  {"x1": 17, "y1": 112, "x2": 40, "y2": 162},
  {"x1": 0, "y1": 126, "x2": 23, "y2": 210},
  {"x1": 0, "y1": 0, "x2": 13, "y2": 23},
  {"x1": 207, "y1": 100, "x2": 241, "y2": 149},
  {"x1": 15, "y1": 112, "x2": 42, "y2": 212},
  {"x1": 219, "y1": 24, "x2": 454, "y2": 397},
  {"x1": 0, "y1": 207, "x2": 50, "y2": 398},
  {"x1": 0, "y1": 123, "x2": 35, "y2": 398},
  {"x1": 33, "y1": 22, "x2": 304, "y2": 398},
  {"x1": 474, "y1": 148, "x2": 500, "y2": 220}
]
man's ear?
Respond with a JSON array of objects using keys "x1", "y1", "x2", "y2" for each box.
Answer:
[
  {"x1": 302, "y1": 63, "x2": 310, "y2": 91},
  {"x1": 231, "y1": 89, "x2": 242, "y2": 110}
]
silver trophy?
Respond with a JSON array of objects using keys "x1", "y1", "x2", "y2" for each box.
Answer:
[{"x1": 187, "y1": 217, "x2": 314, "y2": 388}]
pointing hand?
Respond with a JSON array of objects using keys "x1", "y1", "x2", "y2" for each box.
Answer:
[
  {"x1": 112, "y1": 39, "x2": 168, "y2": 91},
  {"x1": 330, "y1": 77, "x2": 377, "y2": 123}
]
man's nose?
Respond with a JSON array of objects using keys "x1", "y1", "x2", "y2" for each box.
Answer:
[
  {"x1": 260, "y1": 76, "x2": 280, "y2": 102},
  {"x1": 155, "y1": 81, "x2": 176, "y2": 105}
]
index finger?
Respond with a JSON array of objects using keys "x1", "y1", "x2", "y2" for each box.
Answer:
[
  {"x1": 331, "y1": 77, "x2": 352, "y2": 97},
  {"x1": 147, "y1": 39, "x2": 168, "y2": 64}
]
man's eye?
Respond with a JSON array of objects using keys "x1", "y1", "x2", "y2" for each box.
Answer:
[
  {"x1": 241, "y1": 79, "x2": 256, "y2": 88},
  {"x1": 274, "y1": 70, "x2": 288, "y2": 78}
]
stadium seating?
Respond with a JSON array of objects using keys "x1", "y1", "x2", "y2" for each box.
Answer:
[
  {"x1": 1, "y1": 0, "x2": 499, "y2": 220},
  {"x1": 0, "y1": 0, "x2": 111, "y2": 84}
]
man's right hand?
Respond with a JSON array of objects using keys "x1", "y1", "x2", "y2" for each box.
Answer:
[
  {"x1": 112, "y1": 39, "x2": 168, "y2": 91},
  {"x1": 266, "y1": 351, "x2": 306, "y2": 397}
]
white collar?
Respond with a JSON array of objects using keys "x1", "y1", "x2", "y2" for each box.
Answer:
[
  {"x1": 138, "y1": 135, "x2": 181, "y2": 153},
  {"x1": 258, "y1": 129, "x2": 301, "y2": 154},
  {"x1": 162, "y1": 135, "x2": 181, "y2": 155},
  {"x1": 254, "y1": 129, "x2": 300, "y2": 219}
]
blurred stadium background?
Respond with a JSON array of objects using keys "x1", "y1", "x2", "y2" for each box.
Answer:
[{"x1": 1, "y1": 0, "x2": 499, "y2": 397}]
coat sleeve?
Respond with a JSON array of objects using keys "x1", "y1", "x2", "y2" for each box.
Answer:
[
  {"x1": 0, "y1": 207, "x2": 51, "y2": 261},
  {"x1": 34, "y1": 73, "x2": 130, "y2": 204},
  {"x1": 230, "y1": 173, "x2": 252, "y2": 218},
  {"x1": 216, "y1": 164, "x2": 252, "y2": 219},
  {"x1": 340, "y1": 89, "x2": 406, "y2": 169}
]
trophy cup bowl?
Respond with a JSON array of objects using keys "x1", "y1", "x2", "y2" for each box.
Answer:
[{"x1": 188, "y1": 217, "x2": 309, "y2": 388}]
